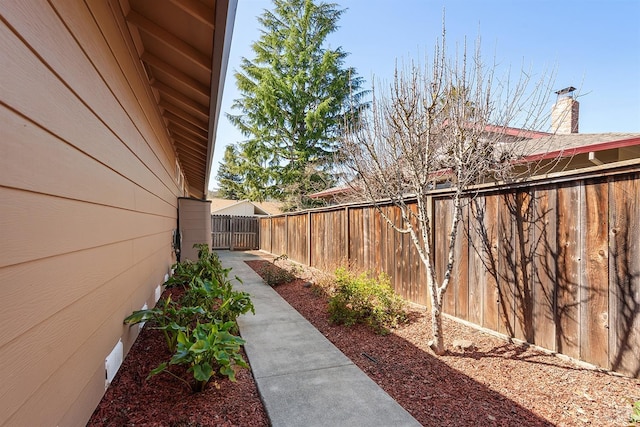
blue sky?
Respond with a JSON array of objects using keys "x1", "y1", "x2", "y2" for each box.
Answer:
[{"x1": 210, "y1": 0, "x2": 640, "y2": 189}]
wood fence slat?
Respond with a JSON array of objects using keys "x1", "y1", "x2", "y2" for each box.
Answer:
[
  {"x1": 258, "y1": 167, "x2": 640, "y2": 378},
  {"x1": 532, "y1": 186, "x2": 557, "y2": 351},
  {"x1": 383, "y1": 206, "x2": 397, "y2": 296},
  {"x1": 363, "y1": 208, "x2": 371, "y2": 271},
  {"x1": 435, "y1": 199, "x2": 450, "y2": 313},
  {"x1": 455, "y1": 203, "x2": 469, "y2": 320},
  {"x1": 556, "y1": 183, "x2": 582, "y2": 359},
  {"x1": 409, "y1": 204, "x2": 421, "y2": 303},
  {"x1": 481, "y1": 195, "x2": 500, "y2": 331},
  {"x1": 401, "y1": 207, "x2": 411, "y2": 299},
  {"x1": 374, "y1": 207, "x2": 383, "y2": 274},
  {"x1": 581, "y1": 180, "x2": 609, "y2": 367},
  {"x1": 310, "y1": 212, "x2": 320, "y2": 269},
  {"x1": 468, "y1": 198, "x2": 484, "y2": 326},
  {"x1": 608, "y1": 174, "x2": 640, "y2": 377},
  {"x1": 497, "y1": 193, "x2": 516, "y2": 337},
  {"x1": 388, "y1": 206, "x2": 397, "y2": 296},
  {"x1": 513, "y1": 190, "x2": 535, "y2": 342}
]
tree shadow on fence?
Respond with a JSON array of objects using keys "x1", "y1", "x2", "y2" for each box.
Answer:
[
  {"x1": 465, "y1": 187, "x2": 612, "y2": 366},
  {"x1": 609, "y1": 195, "x2": 640, "y2": 378}
]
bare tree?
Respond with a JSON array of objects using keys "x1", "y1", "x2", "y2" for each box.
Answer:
[{"x1": 340, "y1": 27, "x2": 556, "y2": 354}]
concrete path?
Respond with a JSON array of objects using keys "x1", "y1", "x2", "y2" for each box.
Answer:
[{"x1": 217, "y1": 250, "x2": 421, "y2": 427}]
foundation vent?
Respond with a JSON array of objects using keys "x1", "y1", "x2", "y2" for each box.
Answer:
[{"x1": 105, "y1": 339, "x2": 123, "y2": 389}]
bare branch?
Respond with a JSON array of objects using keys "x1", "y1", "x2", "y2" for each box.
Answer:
[{"x1": 340, "y1": 22, "x2": 556, "y2": 355}]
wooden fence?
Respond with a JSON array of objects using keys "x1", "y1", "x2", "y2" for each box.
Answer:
[
  {"x1": 211, "y1": 215, "x2": 259, "y2": 250},
  {"x1": 259, "y1": 165, "x2": 640, "y2": 378}
]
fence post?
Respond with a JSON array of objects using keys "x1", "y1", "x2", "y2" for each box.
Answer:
[
  {"x1": 307, "y1": 211, "x2": 312, "y2": 266},
  {"x1": 426, "y1": 195, "x2": 434, "y2": 261},
  {"x1": 285, "y1": 214, "x2": 289, "y2": 256},
  {"x1": 345, "y1": 206, "x2": 350, "y2": 262}
]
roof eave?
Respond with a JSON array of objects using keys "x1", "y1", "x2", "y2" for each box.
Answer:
[
  {"x1": 203, "y1": 0, "x2": 237, "y2": 199},
  {"x1": 522, "y1": 136, "x2": 640, "y2": 163}
]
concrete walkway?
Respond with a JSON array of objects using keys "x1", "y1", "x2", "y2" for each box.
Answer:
[{"x1": 217, "y1": 250, "x2": 421, "y2": 427}]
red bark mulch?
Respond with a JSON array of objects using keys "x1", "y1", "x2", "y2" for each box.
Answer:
[
  {"x1": 245, "y1": 258, "x2": 639, "y2": 427},
  {"x1": 87, "y1": 287, "x2": 268, "y2": 427},
  {"x1": 87, "y1": 257, "x2": 639, "y2": 426}
]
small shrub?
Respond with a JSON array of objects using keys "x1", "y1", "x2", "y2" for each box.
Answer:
[
  {"x1": 164, "y1": 260, "x2": 199, "y2": 288},
  {"x1": 149, "y1": 321, "x2": 247, "y2": 392},
  {"x1": 124, "y1": 243, "x2": 254, "y2": 392},
  {"x1": 309, "y1": 270, "x2": 337, "y2": 297},
  {"x1": 328, "y1": 267, "x2": 407, "y2": 334},
  {"x1": 181, "y1": 277, "x2": 254, "y2": 326},
  {"x1": 124, "y1": 297, "x2": 207, "y2": 352},
  {"x1": 260, "y1": 254, "x2": 297, "y2": 286},
  {"x1": 630, "y1": 400, "x2": 640, "y2": 425}
]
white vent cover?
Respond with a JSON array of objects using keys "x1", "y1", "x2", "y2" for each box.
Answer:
[
  {"x1": 105, "y1": 339, "x2": 123, "y2": 389},
  {"x1": 139, "y1": 303, "x2": 148, "y2": 331},
  {"x1": 155, "y1": 285, "x2": 162, "y2": 302},
  {"x1": 164, "y1": 273, "x2": 169, "y2": 283}
]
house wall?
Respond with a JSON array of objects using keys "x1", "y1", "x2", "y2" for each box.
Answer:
[
  {"x1": 0, "y1": 2, "x2": 184, "y2": 425},
  {"x1": 179, "y1": 198, "x2": 213, "y2": 261}
]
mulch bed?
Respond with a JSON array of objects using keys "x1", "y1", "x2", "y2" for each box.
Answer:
[
  {"x1": 245, "y1": 258, "x2": 640, "y2": 427},
  {"x1": 87, "y1": 256, "x2": 639, "y2": 426},
  {"x1": 87, "y1": 287, "x2": 268, "y2": 427}
]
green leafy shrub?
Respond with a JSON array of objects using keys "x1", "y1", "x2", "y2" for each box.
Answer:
[
  {"x1": 124, "y1": 297, "x2": 207, "y2": 352},
  {"x1": 259, "y1": 254, "x2": 296, "y2": 286},
  {"x1": 163, "y1": 260, "x2": 199, "y2": 288},
  {"x1": 149, "y1": 321, "x2": 248, "y2": 392},
  {"x1": 124, "y1": 243, "x2": 254, "y2": 392},
  {"x1": 328, "y1": 268, "x2": 407, "y2": 334},
  {"x1": 164, "y1": 243, "x2": 229, "y2": 288},
  {"x1": 181, "y1": 276, "x2": 254, "y2": 325},
  {"x1": 630, "y1": 400, "x2": 640, "y2": 425}
]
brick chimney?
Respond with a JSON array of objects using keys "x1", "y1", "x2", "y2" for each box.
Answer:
[{"x1": 551, "y1": 86, "x2": 579, "y2": 134}]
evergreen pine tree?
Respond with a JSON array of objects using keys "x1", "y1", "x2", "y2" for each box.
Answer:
[{"x1": 220, "y1": 0, "x2": 367, "y2": 209}]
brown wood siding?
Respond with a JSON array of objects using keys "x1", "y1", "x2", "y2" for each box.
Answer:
[
  {"x1": 179, "y1": 199, "x2": 212, "y2": 261},
  {"x1": 0, "y1": 2, "x2": 183, "y2": 425}
]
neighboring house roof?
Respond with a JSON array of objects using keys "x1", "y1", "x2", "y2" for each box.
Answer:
[
  {"x1": 521, "y1": 133, "x2": 640, "y2": 162},
  {"x1": 209, "y1": 198, "x2": 283, "y2": 216},
  {"x1": 308, "y1": 185, "x2": 353, "y2": 201},
  {"x1": 254, "y1": 200, "x2": 284, "y2": 215},
  {"x1": 310, "y1": 132, "x2": 640, "y2": 203}
]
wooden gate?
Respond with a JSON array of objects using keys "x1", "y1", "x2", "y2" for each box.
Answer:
[{"x1": 211, "y1": 215, "x2": 259, "y2": 250}]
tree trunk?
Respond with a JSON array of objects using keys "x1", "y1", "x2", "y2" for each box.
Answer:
[{"x1": 429, "y1": 304, "x2": 445, "y2": 355}]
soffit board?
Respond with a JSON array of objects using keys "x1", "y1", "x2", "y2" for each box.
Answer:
[{"x1": 121, "y1": 0, "x2": 233, "y2": 199}]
